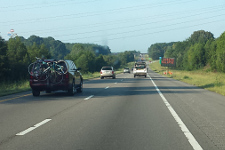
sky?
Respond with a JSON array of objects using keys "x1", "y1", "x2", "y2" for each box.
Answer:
[{"x1": 1, "y1": 0, "x2": 225, "y2": 53}]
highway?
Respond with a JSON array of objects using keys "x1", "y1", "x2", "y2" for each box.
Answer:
[{"x1": 0, "y1": 67, "x2": 225, "y2": 150}]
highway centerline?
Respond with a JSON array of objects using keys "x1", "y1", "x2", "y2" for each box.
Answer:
[
  {"x1": 16, "y1": 119, "x2": 52, "y2": 136},
  {"x1": 148, "y1": 73, "x2": 203, "y2": 150},
  {"x1": 0, "y1": 93, "x2": 32, "y2": 103}
]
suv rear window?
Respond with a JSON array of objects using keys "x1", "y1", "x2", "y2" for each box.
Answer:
[
  {"x1": 102, "y1": 67, "x2": 112, "y2": 70},
  {"x1": 135, "y1": 66, "x2": 145, "y2": 69}
]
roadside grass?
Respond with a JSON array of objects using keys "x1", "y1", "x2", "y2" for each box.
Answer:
[
  {"x1": 0, "y1": 62, "x2": 135, "y2": 97},
  {"x1": 0, "y1": 80, "x2": 31, "y2": 97},
  {"x1": 149, "y1": 61, "x2": 225, "y2": 96},
  {"x1": 82, "y1": 72, "x2": 101, "y2": 80}
]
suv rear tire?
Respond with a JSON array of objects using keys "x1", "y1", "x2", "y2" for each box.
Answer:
[
  {"x1": 77, "y1": 81, "x2": 83, "y2": 93},
  {"x1": 68, "y1": 81, "x2": 75, "y2": 96}
]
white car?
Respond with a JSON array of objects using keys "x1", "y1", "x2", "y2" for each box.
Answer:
[
  {"x1": 133, "y1": 62, "x2": 147, "y2": 78},
  {"x1": 100, "y1": 66, "x2": 116, "y2": 79},
  {"x1": 123, "y1": 67, "x2": 130, "y2": 73}
]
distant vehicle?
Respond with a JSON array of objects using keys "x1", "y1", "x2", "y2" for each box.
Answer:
[
  {"x1": 123, "y1": 67, "x2": 130, "y2": 73},
  {"x1": 29, "y1": 59, "x2": 83, "y2": 96},
  {"x1": 133, "y1": 61, "x2": 147, "y2": 78},
  {"x1": 100, "y1": 66, "x2": 116, "y2": 79},
  {"x1": 135, "y1": 61, "x2": 146, "y2": 66}
]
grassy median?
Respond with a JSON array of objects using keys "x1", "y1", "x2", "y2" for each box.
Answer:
[{"x1": 149, "y1": 61, "x2": 225, "y2": 96}]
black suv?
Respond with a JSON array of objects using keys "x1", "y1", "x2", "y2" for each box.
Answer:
[{"x1": 29, "y1": 59, "x2": 83, "y2": 96}]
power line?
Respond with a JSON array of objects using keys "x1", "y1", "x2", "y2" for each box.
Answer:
[
  {"x1": 114, "y1": 19, "x2": 223, "y2": 40},
  {"x1": 63, "y1": 18, "x2": 225, "y2": 43},
  {"x1": 2, "y1": 0, "x2": 224, "y2": 43},
  {"x1": 2, "y1": 2, "x2": 224, "y2": 37},
  {"x1": 49, "y1": 9, "x2": 225, "y2": 38},
  {"x1": 0, "y1": 0, "x2": 102, "y2": 11},
  {"x1": 0, "y1": 0, "x2": 199, "y2": 24},
  {"x1": 17, "y1": 4, "x2": 225, "y2": 35},
  {"x1": 3, "y1": 3, "x2": 224, "y2": 40},
  {"x1": 26, "y1": 7, "x2": 222, "y2": 39}
]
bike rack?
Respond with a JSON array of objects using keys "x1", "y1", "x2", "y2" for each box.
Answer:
[{"x1": 28, "y1": 58, "x2": 68, "y2": 84}]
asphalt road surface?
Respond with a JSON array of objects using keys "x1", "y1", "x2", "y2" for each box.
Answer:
[{"x1": 1, "y1": 67, "x2": 225, "y2": 150}]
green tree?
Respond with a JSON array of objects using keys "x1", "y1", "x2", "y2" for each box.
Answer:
[
  {"x1": 164, "y1": 41, "x2": 189, "y2": 68},
  {"x1": 22, "y1": 35, "x2": 69, "y2": 60},
  {"x1": 71, "y1": 43, "x2": 85, "y2": 55},
  {"x1": 148, "y1": 43, "x2": 174, "y2": 60},
  {"x1": 163, "y1": 30, "x2": 215, "y2": 70},
  {"x1": 188, "y1": 30, "x2": 214, "y2": 45},
  {"x1": 117, "y1": 51, "x2": 134, "y2": 66},
  {"x1": 215, "y1": 32, "x2": 225, "y2": 72},
  {"x1": 95, "y1": 55, "x2": 107, "y2": 71},
  {"x1": 0, "y1": 37, "x2": 8, "y2": 81},
  {"x1": 185, "y1": 43, "x2": 205, "y2": 70},
  {"x1": 103, "y1": 55, "x2": 121, "y2": 69},
  {"x1": 205, "y1": 39, "x2": 217, "y2": 70},
  {"x1": 27, "y1": 43, "x2": 51, "y2": 62},
  {"x1": 7, "y1": 37, "x2": 29, "y2": 80},
  {"x1": 74, "y1": 50, "x2": 96, "y2": 73},
  {"x1": 76, "y1": 54, "x2": 89, "y2": 73}
]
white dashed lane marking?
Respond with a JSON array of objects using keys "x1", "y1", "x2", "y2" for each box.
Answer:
[
  {"x1": 84, "y1": 95, "x2": 94, "y2": 100},
  {"x1": 16, "y1": 119, "x2": 52, "y2": 136}
]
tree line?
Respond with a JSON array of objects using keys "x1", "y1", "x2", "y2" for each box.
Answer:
[
  {"x1": 0, "y1": 35, "x2": 137, "y2": 83},
  {"x1": 148, "y1": 30, "x2": 225, "y2": 72}
]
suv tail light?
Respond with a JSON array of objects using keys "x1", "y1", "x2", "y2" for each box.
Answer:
[
  {"x1": 65, "y1": 72, "x2": 69, "y2": 79},
  {"x1": 30, "y1": 75, "x2": 33, "y2": 79},
  {"x1": 100, "y1": 71, "x2": 102, "y2": 74},
  {"x1": 112, "y1": 71, "x2": 114, "y2": 74}
]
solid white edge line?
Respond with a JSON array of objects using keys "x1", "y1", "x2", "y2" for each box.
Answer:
[
  {"x1": 148, "y1": 74, "x2": 203, "y2": 150},
  {"x1": 84, "y1": 95, "x2": 94, "y2": 100},
  {"x1": 16, "y1": 119, "x2": 51, "y2": 136}
]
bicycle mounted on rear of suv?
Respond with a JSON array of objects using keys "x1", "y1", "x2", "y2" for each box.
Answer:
[{"x1": 28, "y1": 58, "x2": 83, "y2": 96}]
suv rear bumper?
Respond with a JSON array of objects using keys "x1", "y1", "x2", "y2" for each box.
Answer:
[
  {"x1": 134, "y1": 73, "x2": 147, "y2": 76},
  {"x1": 101, "y1": 75, "x2": 115, "y2": 77},
  {"x1": 30, "y1": 81, "x2": 71, "y2": 91}
]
